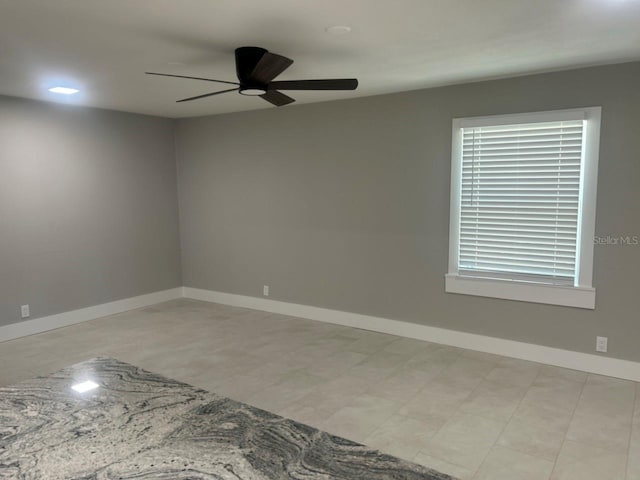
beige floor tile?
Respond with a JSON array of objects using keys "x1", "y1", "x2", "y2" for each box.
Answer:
[
  {"x1": 444, "y1": 356, "x2": 499, "y2": 381},
  {"x1": 296, "y1": 374, "x2": 372, "y2": 413},
  {"x1": 421, "y1": 367, "x2": 485, "y2": 399},
  {"x1": 1, "y1": 331, "x2": 113, "y2": 377},
  {"x1": 302, "y1": 350, "x2": 368, "y2": 378},
  {"x1": 474, "y1": 446, "x2": 554, "y2": 480},
  {"x1": 586, "y1": 373, "x2": 635, "y2": 389},
  {"x1": 497, "y1": 402, "x2": 573, "y2": 462},
  {"x1": 550, "y1": 440, "x2": 627, "y2": 480},
  {"x1": 322, "y1": 393, "x2": 400, "y2": 443},
  {"x1": 565, "y1": 410, "x2": 632, "y2": 453},
  {"x1": 304, "y1": 332, "x2": 359, "y2": 351},
  {"x1": 459, "y1": 380, "x2": 528, "y2": 421},
  {"x1": 250, "y1": 339, "x2": 310, "y2": 358},
  {"x1": 293, "y1": 343, "x2": 343, "y2": 363},
  {"x1": 398, "y1": 388, "x2": 467, "y2": 425},
  {"x1": 365, "y1": 366, "x2": 442, "y2": 404},
  {"x1": 413, "y1": 452, "x2": 475, "y2": 480},
  {"x1": 140, "y1": 349, "x2": 262, "y2": 383},
  {"x1": 575, "y1": 374, "x2": 636, "y2": 419},
  {"x1": 538, "y1": 365, "x2": 588, "y2": 383},
  {"x1": 421, "y1": 412, "x2": 506, "y2": 471},
  {"x1": 486, "y1": 358, "x2": 542, "y2": 388},
  {"x1": 200, "y1": 373, "x2": 280, "y2": 403},
  {"x1": 635, "y1": 384, "x2": 640, "y2": 424},
  {"x1": 405, "y1": 345, "x2": 462, "y2": 371},
  {"x1": 565, "y1": 374, "x2": 634, "y2": 453},
  {"x1": 341, "y1": 331, "x2": 397, "y2": 354},
  {"x1": 628, "y1": 420, "x2": 640, "y2": 480},
  {"x1": 364, "y1": 414, "x2": 442, "y2": 461},
  {"x1": 520, "y1": 374, "x2": 585, "y2": 413},
  {"x1": 383, "y1": 338, "x2": 437, "y2": 356},
  {"x1": 459, "y1": 350, "x2": 505, "y2": 363},
  {"x1": 280, "y1": 369, "x2": 333, "y2": 389},
  {"x1": 245, "y1": 358, "x2": 311, "y2": 380},
  {"x1": 244, "y1": 370, "x2": 328, "y2": 412},
  {"x1": 325, "y1": 325, "x2": 366, "y2": 340},
  {"x1": 0, "y1": 363, "x2": 37, "y2": 387},
  {"x1": 345, "y1": 351, "x2": 410, "y2": 382},
  {"x1": 276, "y1": 403, "x2": 337, "y2": 429}
]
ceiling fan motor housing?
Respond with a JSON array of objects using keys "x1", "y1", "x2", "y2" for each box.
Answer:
[{"x1": 235, "y1": 46, "x2": 268, "y2": 93}]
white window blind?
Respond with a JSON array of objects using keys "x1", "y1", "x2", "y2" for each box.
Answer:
[{"x1": 459, "y1": 119, "x2": 585, "y2": 286}]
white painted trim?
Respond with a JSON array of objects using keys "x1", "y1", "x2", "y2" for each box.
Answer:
[
  {"x1": 448, "y1": 118, "x2": 464, "y2": 275},
  {"x1": 184, "y1": 287, "x2": 640, "y2": 382},
  {"x1": 0, "y1": 288, "x2": 182, "y2": 343},
  {"x1": 447, "y1": 107, "x2": 601, "y2": 306},
  {"x1": 4, "y1": 285, "x2": 638, "y2": 381},
  {"x1": 445, "y1": 274, "x2": 596, "y2": 309},
  {"x1": 575, "y1": 107, "x2": 601, "y2": 288},
  {"x1": 455, "y1": 107, "x2": 589, "y2": 128}
]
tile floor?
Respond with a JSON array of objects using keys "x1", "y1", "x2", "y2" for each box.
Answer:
[{"x1": 1, "y1": 298, "x2": 638, "y2": 480}]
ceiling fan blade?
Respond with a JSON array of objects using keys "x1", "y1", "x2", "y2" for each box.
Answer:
[
  {"x1": 260, "y1": 90, "x2": 295, "y2": 107},
  {"x1": 146, "y1": 72, "x2": 239, "y2": 86},
  {"x1": 268, "y1": 79, "x2": 358, "y2": 91},
  {"x1": 176, "y1": 88, "x2": 239, "y2": 103},
  {"x1": 249, "y1": 52, "x2": 294, "y2": 84}
]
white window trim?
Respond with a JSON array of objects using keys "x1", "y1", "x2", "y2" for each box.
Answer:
[{"x1": 446, "y1": 107, "x2": 601, "y2": 309}]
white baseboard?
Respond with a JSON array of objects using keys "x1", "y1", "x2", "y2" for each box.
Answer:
[
  {"x1": 183, "y1": 287, "x2": 640, "y2": 382},
  {"x1": 4, "y1": 285, "x2": 639, "y2": 382},
  {"x1": 0, "y1": 288, "x2": 183, "y2": 343}
]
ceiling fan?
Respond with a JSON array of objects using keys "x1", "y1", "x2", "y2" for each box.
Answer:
[{"x1": 146, "y1": 46, "x2": 358, "y2": 107}]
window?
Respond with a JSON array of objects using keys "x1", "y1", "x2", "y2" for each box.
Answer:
[{"x1": 446, "y1": 108, "x2": 601, "y2": 309}]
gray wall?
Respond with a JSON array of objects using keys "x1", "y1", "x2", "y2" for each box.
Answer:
[
  {"x1": 175, "y1": 62, "x2": 640, "y2": 362},
  {"x1": 0, "y1": 96, "x2": 182, "y2": 327}
]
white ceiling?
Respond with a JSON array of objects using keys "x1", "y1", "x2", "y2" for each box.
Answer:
[{"x1": 2, "y1": 0, "x2": 639, "y2": 118}]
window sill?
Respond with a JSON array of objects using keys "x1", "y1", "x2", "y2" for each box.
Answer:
[{"x1": 445, "y1": 274, "x2": 596, "y2": 309}]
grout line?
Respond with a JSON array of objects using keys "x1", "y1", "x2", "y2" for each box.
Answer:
[
  {"x1": 333, "y1": 346, "x2": 424, "y2": 438},
  {"x1": 413, "y1": 354, "x2": 502, "y2": 478},
  {"x1": 393, "y1": 349, "x2": 475, "y2": 474},
  {"x1": 548, "y1": 373, "x2": 589, "y2": 478},
  {"x1": 624, "y1": 384, "x2": 638, "y2": 480},
  {"x1": 469, "y1": 362, "x2": 548, "y2": 478}
]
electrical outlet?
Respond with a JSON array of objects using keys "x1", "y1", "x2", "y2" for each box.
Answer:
[
  {"x1": 263, "y1": 285, "x2": 269, "y2": 297},
  {"x1": 596, "y1": 336, "x2": 608, "y2": 353},
  {"x1": 21, "y1": 304, "x2": 30, "y2": 319}
]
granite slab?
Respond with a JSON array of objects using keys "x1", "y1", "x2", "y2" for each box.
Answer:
[{"x1": 0, "y1": 357, "x2": 454, "y2": 479}]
